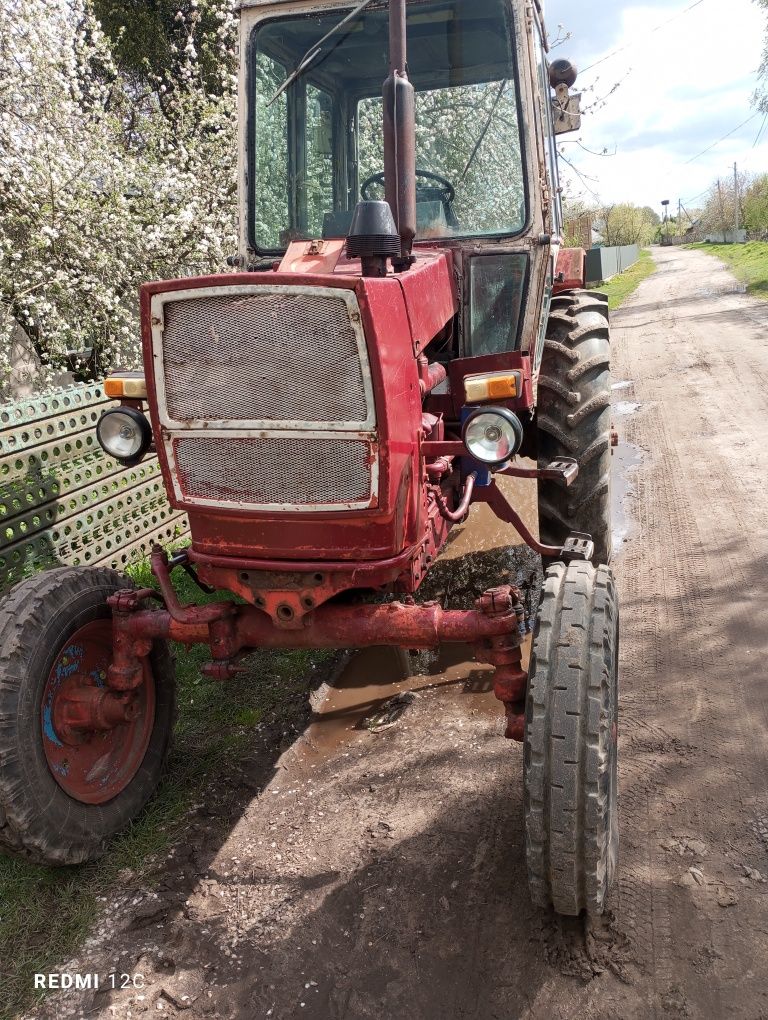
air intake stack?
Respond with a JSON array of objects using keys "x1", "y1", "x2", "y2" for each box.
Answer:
[{"x1": 383, "y1": 0, "x2": 416, "y2": 269}]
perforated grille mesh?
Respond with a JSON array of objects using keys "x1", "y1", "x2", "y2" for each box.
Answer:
[
  {"x1": 162, "y1": 290, "x2": 370, "y2": 424},
  {"x1": 173, "y1": 436, "x2": 373, "y2": 507}
]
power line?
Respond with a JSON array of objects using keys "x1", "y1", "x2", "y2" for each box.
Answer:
[
  {"x1": 681, "y1": 186, "x2": 711, "y2": 205},
  {"x1": 682, "y1": 111, "x2": 761, "y2": 165},
  {"x1": 753, "y1": 111, "x2": 768, "y2": 148},
  {"x1": 581, "y1": 0, "x2": 707, "y2": 75}
]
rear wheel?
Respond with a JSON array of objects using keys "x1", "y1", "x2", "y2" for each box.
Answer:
[
  {"x1": 524, "y1": 560, "x2": 619, "y2": 916},
  {"x1": 537, "y1": 290, "x2": 612, "y2": 564},
  {"x1": 0, "y1": 567, "x2": 175, "y2": 866}
]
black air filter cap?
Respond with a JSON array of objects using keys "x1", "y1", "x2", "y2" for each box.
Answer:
[{"x1": 346, "y1": 200, "x2": 402, "y2": 259}]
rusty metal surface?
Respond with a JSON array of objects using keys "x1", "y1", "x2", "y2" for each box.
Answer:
[
  {"x1": 475, "y1": 586, "x2": 527, "y2": 742},
  {"x1": 446, "y1": 350, "x2": 535, "y2": 415},
  {"x1": 433, "y1": 472, "x2": 477, "y2": 523},
  {"x1": 140, "y1": 270, "x2": 424, "y2": 562},
  {"x1": 553, "y1": 246, "x2": 586, "y2": 294},
  {"x1": 107, "y1": 582, "x2": 524, "y2": 704},
  {"x1": 41, "y1": 618, "x2": 156, "y2": 804}
]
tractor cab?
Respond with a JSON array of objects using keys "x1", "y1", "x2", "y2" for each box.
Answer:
[
  {"x1": 239, "y1": 0, "x2": 566, "y2": 367},
  {"x1": 245, "y1": 0, "x2": 527, "y2": 252}
]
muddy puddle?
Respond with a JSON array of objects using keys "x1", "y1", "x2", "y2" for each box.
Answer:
[
  {"x1": 614, "y1": 400, "x2": 643, "y2": 417},
  {"x1": 293, "y1": 471, "x2": 540, "y2": 766},
  {"x1": 298, "y1": 636, "x2": 532, "y2": 763},
  {"x1": 697, "y1": 282, "x2": 748, "y2": 298},
  {"x1": 613, "y1": 441, "x2": 643, "y2": 556},
  {"x1": 611, "y1": 387, "x2": 644, "y2": 557}
]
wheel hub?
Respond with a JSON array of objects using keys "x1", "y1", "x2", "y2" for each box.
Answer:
[
  {"x1": 52, "y1": 678, "x2": 141, "y2": 746},
  {"x1": 41, "y1": 619, "x2": 156, "y2": 805}
]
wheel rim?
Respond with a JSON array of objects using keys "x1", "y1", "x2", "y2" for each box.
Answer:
[{"x1": 41, "y1": 620, "x2": 156, "y2": 805}]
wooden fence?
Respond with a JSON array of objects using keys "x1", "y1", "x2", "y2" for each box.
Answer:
[{"x1": 0, "y1": 384, "x2": 187, "y2": 594}]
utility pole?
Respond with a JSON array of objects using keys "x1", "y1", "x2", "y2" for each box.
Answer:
[
  {"x1": 717, "y1": 178, "x2": 726, "y2": 243},
  {"x1": 678, "y1": 199, "x2": 682, "y2": 240},
  {"x1": 734, "y1": 161, "x2": 740, "y2": 239}
]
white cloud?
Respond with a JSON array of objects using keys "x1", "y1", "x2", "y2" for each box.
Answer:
[{"x1": 547, "y1": 0, "x2": 767, "y2": 210}]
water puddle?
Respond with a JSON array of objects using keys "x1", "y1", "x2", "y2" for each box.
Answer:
[
  {"x1": 299, "y1": 634, "x2": 533, "y2": 764},
  {"x1": 612, "y1": 441, "x2": 643, "y2": 557},
  {"x1": 696, "y1": 283, "x2": 747, "y2": 298},
  {"x1": 614, "y1": 400, "x2": 642, "y2": 417}
]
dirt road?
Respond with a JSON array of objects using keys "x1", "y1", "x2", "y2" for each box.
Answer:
[{"x1": 30, "y1": 246, "x2": 768, "y2": 1019}]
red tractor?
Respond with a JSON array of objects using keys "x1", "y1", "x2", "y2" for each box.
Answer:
[{"x1": 0, "y1": 0, "x2": 618, "y2": 917}]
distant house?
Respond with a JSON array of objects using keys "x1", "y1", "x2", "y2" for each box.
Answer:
[{"x1": 564, "y1": 213, "x2": 602, "y2": 250}]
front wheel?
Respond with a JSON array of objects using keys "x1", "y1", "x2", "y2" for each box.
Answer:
[
  {"x1": 0, "y1": 567, "x2": 176, "y2": 866},
  {"x1": 524, "y1": 560, "x2": 619, "y2": 915}
]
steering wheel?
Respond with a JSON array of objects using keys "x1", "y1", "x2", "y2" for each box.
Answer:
[{"x1": 361, "y1": 169, "x2": 456, "y2": 204}]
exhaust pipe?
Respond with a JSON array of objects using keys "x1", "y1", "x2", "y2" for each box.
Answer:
[{"x1": 383, "y1": 0, "x2": 416, "y2": 267}]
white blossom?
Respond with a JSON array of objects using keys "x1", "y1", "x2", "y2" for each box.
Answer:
[{"x1": 0, "y1": 0, "x2": 238, "y2": 390}]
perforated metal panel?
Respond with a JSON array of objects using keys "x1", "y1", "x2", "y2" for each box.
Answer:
[
  {"x1": 0, "y1": 384, "x2": 187, "y2": 594},
  {"x1": 171, "y1": 434, "x2": 374, "y2": 510},
  {"x1": 159, "y1": 287, "x2": 373, "y2": 427}
]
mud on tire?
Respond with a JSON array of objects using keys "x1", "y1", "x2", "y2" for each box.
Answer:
[
  {"x1": 537, "y1": 290, "x2": 612, "y2": 564},
  {"x1": 0, "y1": 567, "x2": 175, "y2": 866},
  {"x1": 524, "y1": 560, "x2": 619, "y2": 916}
]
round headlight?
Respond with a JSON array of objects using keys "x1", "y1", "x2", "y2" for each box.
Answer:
[
  {"x1": 97, "y1": 408, "x2": 152, "y2": 465},
  {"x1": 462, "y1": 407, "x2": 524, "y2": 466}
]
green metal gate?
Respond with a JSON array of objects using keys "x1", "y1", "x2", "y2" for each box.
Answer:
[{"x1": 0, "y1": 384, "x2": 187, "y2": 594}]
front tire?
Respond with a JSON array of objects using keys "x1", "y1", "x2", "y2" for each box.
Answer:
[
  {"x1": 537, "y1": 290, "x2": 612, "y2": 564},
  {"x1": 0, "y1": 567, "x2": 176, "y2": 866},
  {"x1": 524, "y1": 561, "x2": 619, "y2": 916}
]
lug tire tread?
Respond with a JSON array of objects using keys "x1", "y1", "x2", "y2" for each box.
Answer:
[
  {"x1": 538, "y1": 289, "x2": 612, "y2": 564},
  {"x1": 0, "y1": 567, "x2": 176, "y2": 866}
]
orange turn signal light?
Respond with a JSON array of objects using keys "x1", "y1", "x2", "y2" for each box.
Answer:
[
  {"x1": 464, "y1": 371, "x2": 521, "y2": 403},
  {"x1": 104, "y1": 373, "x2": 147, "y2": 400}
]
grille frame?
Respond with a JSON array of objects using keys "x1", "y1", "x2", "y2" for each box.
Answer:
[
  {"x1": 163, "y1": 430, "x2": 379, "y2": 513},
  {"x1": 150, "y1": 284, "x2": 376, "y2": 432}
]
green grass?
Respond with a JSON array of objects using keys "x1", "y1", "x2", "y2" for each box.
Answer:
[
  {"x1": 597, "y1": 248, "x2": 656, "y2": 310},
  {"x1": 0, "y1": 563, "x2": 337, "y2": 1020},
  {"x1": 686, "y1": 241, "x2": 768, "y2": 298}
]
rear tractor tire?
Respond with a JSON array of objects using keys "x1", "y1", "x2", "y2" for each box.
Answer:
[
  {"x1": 524, "y1": 560, "x2": 619, "y2": 916},
  {"x1": 537, "y1": 289, "x2": 612, "y2": 564},
  {"x1": 0, "y1": 567, "x2": 176, "y2": 866}
]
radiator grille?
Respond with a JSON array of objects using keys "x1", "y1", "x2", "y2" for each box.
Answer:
[
  {"x1": 161, "y1": 289, "x2": 370, "y2": 425},
  {"x1": 172, "y1": 435, "x2": 373, "y2": 508}
]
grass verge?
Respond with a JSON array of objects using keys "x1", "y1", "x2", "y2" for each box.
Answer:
[
  {"x1": 686, "y1": 241, "x2": 768, "y2": 298},
  {"x1": 0, "y1": 562, "x2": 337, "y2": 1020},
  {"x1": 597, "y1": 248, "x2": 656, "y2": 310}
]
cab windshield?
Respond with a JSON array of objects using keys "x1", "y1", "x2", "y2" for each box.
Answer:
[{"x1": 248, "y1": 0, "x2": 526, "y2": 252}]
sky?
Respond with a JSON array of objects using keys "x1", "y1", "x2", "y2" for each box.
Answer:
[{"x1": 544, "y1": 0, "x2": 767, "y2": 213}]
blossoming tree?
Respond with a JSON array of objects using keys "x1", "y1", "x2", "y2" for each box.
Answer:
[{"x1": 0, "y1": 0, "x2": 238, "y2": 391}]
